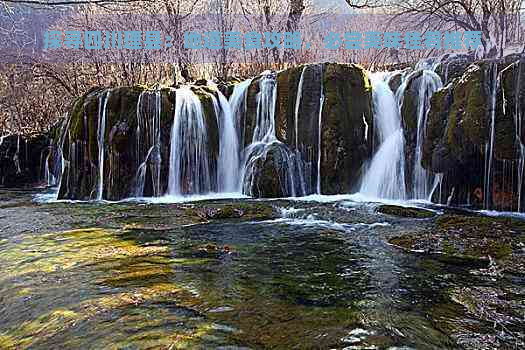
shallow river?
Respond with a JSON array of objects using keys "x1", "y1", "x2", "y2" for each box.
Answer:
[{"x1": 0, "y1": 189, "x2": 523, "y2": 349}]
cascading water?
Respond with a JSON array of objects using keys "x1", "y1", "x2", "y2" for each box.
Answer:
[
  {"x1": 96, "y1": 90, "x2": 110, "y2": 200},
  {"x1": 239, "y1": 72, "x2": 278, "y2": 194},
  {"x1": 239, "y1": 71, "x2": 301, "y2": 197},
  {"x1": 316, "y1": 68, "x2": 325, "y2": 195},
  {"x1": 211, "y1": 89, "x2": 240, "y2": 193},
  {"x1": 515, "y1": 58, "x2": 524, "y2": 211},
  {"x1": 396, "y1": 64, "x2": 442, "y2": 199},
  {"x1": 229, "y1": 78, "x2": 252, "y2": 149},
  {"x1": 168, "y1": 87, "x2": 211, "y2": 196},
  {"x1": 293, "y1": 66, "x2": 309, "y2": 196},
  {"x1": 360, "y1": 72, "x2": 407, "y2": 199},
  {"x1": 363, "y1": 58, "x2": 442, "y2": 201},
  {"x1": 295, "y1": 66, "x2": 306, "y2": 149},
  {"x1": 484, "y1": 63, "x2": 499, "y2": 209},
  {"x1": 55, "y1": 115, "x2": 70, "y2": 193},
  {"x1": 44, "y1": 153, "x2": 55, "y2": 186},
  {"x1": 412, "y1": 70, "x2": 442, "y2": 199},
  {"x1": 253, "y1": 72, "x2": 278, "y2": 143},
  {"x1": 135, "y1": 90, "x2": 162, "y2": 197}
]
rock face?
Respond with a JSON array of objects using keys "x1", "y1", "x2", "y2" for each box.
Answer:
[
  {"x1": 51, "y1": 63, "x2": 373, "y2": 200},
  {"x1": 0, "y1": 134, "x2": 49, "y2": 188},
  {"x1": 422, "y1": 57, "x2": 525, "y2": 210},
  {"x1": 56, "y1": 85, "x2": 221, "y2": 200},
  {"x1": 243, "y1": 142, "x2": 297, "y2": 198},
  {"x1": 243, "y1": 63, "x2": 373, "y2": 197}
]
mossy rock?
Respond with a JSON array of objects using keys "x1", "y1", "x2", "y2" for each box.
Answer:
[
  {"x1": 245, "y1": 143, "x2": 293, "y2": 198},
  {"x1": 320, "y1": 63, "x2": 373, "y2": 194},
  {"x1": 388, "y1": 234, "x2": 420, "y2": 250},
  {"x1": 244, "y1": 75, "x2": 263, "y2": 147},
  {"x1": 377, "y1": 204, "x2": 435, "y2": 218}
]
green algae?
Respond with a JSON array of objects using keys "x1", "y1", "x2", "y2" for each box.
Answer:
[{"x1": 377, "y1": 204, "x2": 435, "y2": 218}]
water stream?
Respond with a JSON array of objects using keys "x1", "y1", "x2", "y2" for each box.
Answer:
[{"x1": 168, "y1": 87, "x2": 211, "y2": 196}]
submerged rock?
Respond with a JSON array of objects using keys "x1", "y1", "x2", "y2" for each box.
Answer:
[
  {"x1": 389, "y1": 213, "x2": 524, "y2": 264},
  {"x1": 377, "y1": 204, "x2": 435, "y2": 218}
]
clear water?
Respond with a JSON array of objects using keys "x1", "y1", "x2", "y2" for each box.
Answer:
[{"x1": 1, "y1": 189, "x2": 523, "y2": 349}]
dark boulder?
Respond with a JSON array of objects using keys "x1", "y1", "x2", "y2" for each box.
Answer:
[{"x1": 0, "y1": 134, "x2": 49, "y2": 188}]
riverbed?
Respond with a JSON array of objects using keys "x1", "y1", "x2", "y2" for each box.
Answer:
[{"x1": 0, "y1": 189, "x2": 524, "y2": 349}]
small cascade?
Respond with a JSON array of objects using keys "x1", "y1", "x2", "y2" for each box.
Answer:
[
  {"x1": 295, "y1": 66, "x2": 306, "y2": 149},
  {"x1": 229, "y1": 78, "x2": 252, "y2": 149},
  {"x1": 412, "y1": 70, "x2": 443, "y2": 199},
  {"x1": 360, "y1": 73, "x2": 407, "y2": 199},
  {"x1": 44, "y1": 153, "x2": 55, "y2": 186},
  {"x1": 54, "y1": 115, "x2": 70, "y2": 193},
  {"x1": 96, "y1": 90, "x2": 110, "y2": 200},
  {"x1": 429, "y1": 173, "x2": 444, "y2": 203},
  {"x1": 484, "y1": 63, "x2": 499, "y2": 209},
  {"x1": 211, "y1": 89, "x2": 240, "y2": 192},
  {"x1": 515, "y1": 58, "x2": 524, "y2": 211},
  {"x1": 316, "y1": 68, "x2": 325, "y2": 195},
  {"x1": 168, "y1": 87, "x2": 211, "y2": 196},
  {"x1": 292, "y1": 66, "x2": 309, "y2": 196},
  {"x1": 253, "y1": 72, "x2": 278, "y2": 143},
  {"x1": 239, "y1": 71, "x2": 278, "y2": 194},
  {"x1": 135, "y1": 90, "x2": 162, "y2": 197},
  {"x1": 14, "y1": 136, "x2": 21, "y2": 174},
  {"x1": 240, "y1": 71, "x2": 301, "y2": 197}
]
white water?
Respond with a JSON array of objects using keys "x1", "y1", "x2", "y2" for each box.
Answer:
[
  {"x1": 412, "y1": 70, "x2": 443, "y2": 199},
  {"x1": 96, "y1": 91, "x2": 110, "y2": 200},
  {"x1": 44, "y1": 153, "x2": 56, "y2": 186},
  {"x1": 213, "y1": 90, "x2": 240, "y2": 193},
  {"x1": 238, "y1": 71, "x2": 304, "y2": 197},
  {"x1": 295, "y1": 66, "x2": 307, "y2": 149},
  {"x1": 316, "y1": 68, "x2": 325, "y2": 195},
  {"x1": 239, "y1": 72, "x2": 278, "y2": 194},
  {"x1": 168, "y1": 86, "x2": 211, "y2": 195},
  {"x1": 515, "y1": 58, "x2": 524, "y2": 211},
  {"x1": 135, "y1": 90, "x2": 162, "y2": 197},
  {"x1": 484, "y1": 63, "x2": 499, "y2": 209},
  {"x1": 253, "y1": 71, "x2": 278, "y2": 143},
  {"x1": 360, "y1": 73, "x2": 407, "y2": 199},
  {"x1": 229, "y1": 78, "x2": 252, "y2": 149}
]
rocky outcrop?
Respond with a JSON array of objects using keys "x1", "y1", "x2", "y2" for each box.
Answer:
[
  {"x1": 243, "y1": 142, "x2": 297, "y2": 198},
  {"x1": 242, "y1": 63, "x2": 373, "y2": 197},
  {"x1": 52, "y1": 63, "x2": 373, "y2": 200},
  {"x1": 56, "y1": 85, "x2": 222, "y2": 200},
  {"x1": 422, "y1": 57, "x2": 525, "y2": 210}
]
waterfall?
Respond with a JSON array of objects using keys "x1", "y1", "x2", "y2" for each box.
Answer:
[
  {"x1": 239, "y1": 71, "x2": 301, "y2": 197},
  {"x1": 484, "y1": 63, "x2": 499, "y2": 209},
  {"x1": 515, "y1": 58, "x2": 524, "y2": 211},
  {"x1": 293, "y1": 66, "x2": 308, "y2": 196},
  {"x1": 211, "y1": 90, "x2": 240, "y2": 192},
  {"x1": 295, "y1": 66, "x2": 307, "y2": 149},
  {"x1": 168, "y1": 86, "x2": 211, "y2": 196},
  {"x1": 253, "y1": 71, "x2": 278, "y2": 143},
  {"x1": 96, "y1": 90, "x2": 110, "y2": 200},
  {"x1": 229, "y1": 78, "x2": 252, "y2": 149},
  {"x1": 44, "y1": 153, "x2": 55, "y2": 186},
  {"x1": 316, "y1": 68, "x2": 325, "y2": 195},
  {"x1": 363, "y1": 58, "x2": 442, "y2": 202},
  {"x1": 239, "y1": 72, "x2": 278, "y2": 194},
  {"x1": 55, "y1": 115, "x2": 70, "y2": 194},
  {"x1": 360, "y1": 72, "x2": 406, "y2": 199},
  {"x1": 412, "y1": 70, "x2": 442, "y2": 199},
  {"x1": 135, "y1": 90, "x2": 162, "y2": 197}
]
